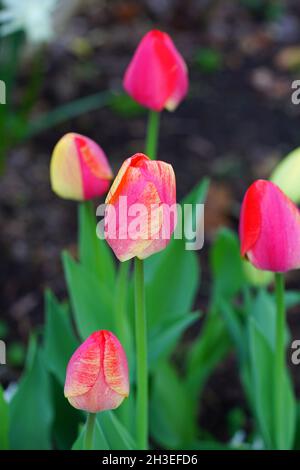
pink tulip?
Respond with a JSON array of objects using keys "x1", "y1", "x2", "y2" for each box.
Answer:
[
  {"x1": 50, "y1": 133, "x2": 113, "y2": 201},
  {"x1": 105, "y1": 153, "x2": 177, "y2": 261},
  {"x1": 123, "y1": 30, "x2": 188, "y2": 111},
  {"x1": 239, "y1": 179, "x2": 300, "y2": 272},
  {"x1": 64, "y1": 331, "x2": 129, "y2": 413}
]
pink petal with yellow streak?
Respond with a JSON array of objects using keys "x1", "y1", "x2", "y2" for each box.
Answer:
[
  {"x1": 64, "y1": 331, "x2": 101, "y2": 398},
  {"x1": 103, "y1": 330, "x2": 129, "y2": 397}
]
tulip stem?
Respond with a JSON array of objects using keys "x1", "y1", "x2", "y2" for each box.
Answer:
[
  {"x1": 145, "y1": 110, "x2": 160, "y2": 160},
  {"x1": 274, "y1": 272, "x2": 285, "y2": 449},
  {"x1": 84, "y1": 412, "x2": 96, "y2": 450},
  {"x1": 134, "y1": 257, "x2": 148, "y2": 450}
]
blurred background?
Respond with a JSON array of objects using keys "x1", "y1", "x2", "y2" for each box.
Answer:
[{"x1": 1, "y1": 0, "x2": 300, "y2": 441}]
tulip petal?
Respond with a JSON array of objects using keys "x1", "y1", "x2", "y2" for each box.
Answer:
[
  {"x1": 50, "y1": 133, "x2": 83, "y2": 200},
  {"x1": 240, "y1": 180, "x2": 300, "y2": 272},
  {"x1": 240, "y1": 180, "x2": 263, "y2": 256},
  {"x1": 103, "y1": 331, "x2": 129, "y2": 397},
  {"x1": 64, "y1": 332, "x2": 101, "y2": 398}
]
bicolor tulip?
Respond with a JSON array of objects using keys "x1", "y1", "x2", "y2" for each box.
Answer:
[
  {"x1": 50, "y1": 133, "x2": 113, "y2": 201},
  {"x1": 105, "y1": 153, "x2": 177, "y2": 261},
  {"x1": 64, "y1": 330, "x2": 129, "y2": 413},
  {"x1": 123, "y1": 30, "x2": 188, "y2": 111},
  {"x1": 239, "y1": 179, "x2": 300, "y2": 272}
]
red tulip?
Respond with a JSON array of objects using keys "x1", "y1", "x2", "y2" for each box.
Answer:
[
  {"x1": 239, "y1": 179, "x2": 300, "y2": 272},
  {"x1": 64, "y1": 331, "x2": 129, "y2": 413},
  {"x1": 104, "y1": 153, "x2": 177, "y2": 261},
  {"x1": 123, "y1": 30, "x2": 188, "y2": 111},
  {"x1": 50, "y1": 133, "x2": 113, "y2": 201}
]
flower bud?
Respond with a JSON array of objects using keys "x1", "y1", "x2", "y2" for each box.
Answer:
[
  {"x1": 105, "y1": 153, "x2": 177, "y2": 261},
  {"x1": 50, "y1": 133, "x2": 113, "y2": 201},
  {"x1": 240, "y1": 179, "x2": 300, "y2": 272},
  {"x1": 123, "y1": 30, "x2": 188, "y2": 111},
  {"x1": 64, "y1": 330, "x2": 129, "y2": 413}
]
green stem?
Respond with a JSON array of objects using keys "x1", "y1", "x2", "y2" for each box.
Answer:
[
  {"x1": 115, "y1": 260, "x2": 131, "y2": 425},
  {"x1": 145, "y1": 110, "x2": 160, "y2": 159},
  {"x1": 274, "y1": 273, "x2": 285, "y2": 449},
  {"x1": 134, "y1": 258, "x2": 148, "y2": 449},
  {"x1": 84, "y1": 413, "x2": 96, "y2": 450}
]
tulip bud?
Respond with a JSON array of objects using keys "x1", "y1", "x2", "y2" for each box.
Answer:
[
  {"x1": 270, "y1": 147, "x2": 300, "y2": 204},
  {"x1": 123, "y1": 30, "x2": 188, "y2": 112},
  {"x1": 240, "y1": 179, "x2": 300, "y2": 272},
  {"x1": 50, "y1": 133, "x2": 113, "y2": 201},
  {"x1": 64, "y1": 330, "x2": 129, "y2": 413},
  {"x1": 105, "y1": 153, "x2": 177, "y2": 261}
]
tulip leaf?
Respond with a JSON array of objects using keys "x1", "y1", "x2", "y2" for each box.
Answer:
[
  {"x1": 72, "y1": 420, "x2": 109, "y2": 450},
  {"x1": 44, "y1": 289, "x2": 78, "y2": 384},
  {"x1": 211, "y1": 228, "x2": 245, "y2": 300},
  {"x1": 0, "y1": 386, "x2": 9, "y2": 450},
  {"x1": 150, "y1": 361, "x2": 197, "y2": 449},
  {"x1": 63, "y1": 251, "x2": 115, "y2": 339},
  {"x1": 97, "y1": 411, "x2": 136, "y2": 450},
  {"x1": 248, "y1": 317, "x2": 296, "y2": 449},
  {"x1": 9, "y1": 340, "x2": 53, "y2": 449},
  {"x1": 186, "y1": 309, "x2": 231, "y2": 398},
  {"x1": 51, "y1": 375, "x2": 82, "y2": 450},
  {"x1": 79, "y1": 201, "x2": 115, "y2": 289},
  {"x1": 148, "y1": 311, "x2": 200, "y2": 367},
  {"x1": 145, "y1": 245, "x2": 199, "y2": 328}
]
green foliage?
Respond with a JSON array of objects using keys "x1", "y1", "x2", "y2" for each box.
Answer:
[
  {"x1": 9, "y1": 339, "x2": 54, "y2": 449},
  {"x1": 44, "y1": 290, "x2": 78, "y2": 384},
  {"x1": 0, "y1": 386, "x2": 9, "y2": 450}
]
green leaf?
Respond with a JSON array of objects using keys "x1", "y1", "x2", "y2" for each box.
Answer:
[
  {"x1": 186, "y1": 309, "x2": 231, "y2": 398},
  {"x1": 248, "y1": 317, "x2": 274, "y2": 449},
  {"x1": 72, "y1": 420, "x2": 109, "y2": 450},
  {"x1": 51, "y1": 375, "x2": 82, "y2": 450},
  {"x1": 9, "y1": 341, "x2": 53, "y2": 449},
  {"x1": 250, "y1": 290, "x2": 289, "y2": 351},
  {"x1": 63, "y1": 251, "x2": 114, "y2": 339},
  {"x1": 248, "y1": 317, "x2": 296, "y2": 449},
  {"x1": 79, "y1": 201, "x2": 115, "y2": 289},
  {"x1": 149, "y1": 311, "x2": 200, "y2": 367},
  {"x1": 211, "y1": 228, "x2": 245, "y2": 300},
  {"x1": 0, "y1": 386, "x2": 9, "y2": 449},
  {"x1": 44, "y1": 289, "x2": 78, "y2": 384},
  {"x1": 219, "y1": 301, "x2": 246, "y2": 364},
  {"x1": 97, "y1": 411, "x2": 136, "y2": 450},
  {"x1": 26, "y1": 91, "x2": 113, "y2": 138},
  {"x1": 150, "y1": 361, "x2": 197, "y2": 449}
]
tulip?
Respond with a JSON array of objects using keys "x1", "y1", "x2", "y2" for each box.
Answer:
[
  {"x1": 123, "y1": 30, "x2": 188, "y2": 112},
  {"x1": 104, "y1": 153, "x2": 177, "y2": 262},
  {"x1": 239, "y1": 179, "x2": 300, "y2": 272},
  {"x1": 64, "y1": 330, "x2": 129, "y2": 413},
  {"x1": 270, "y1": 147, "x2": 300, "y2": 204},
  {"x1": 50, "y1": 133, "x2": 113, "y2": 201}
]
